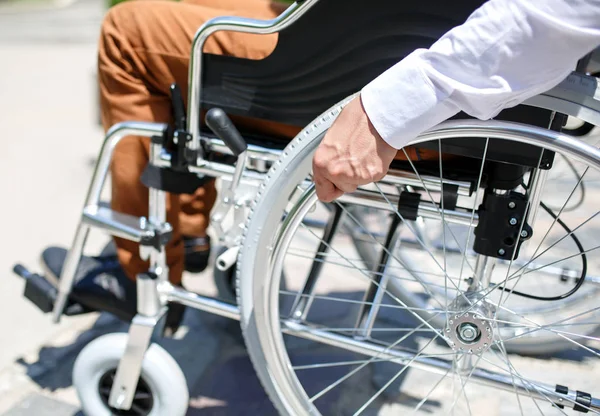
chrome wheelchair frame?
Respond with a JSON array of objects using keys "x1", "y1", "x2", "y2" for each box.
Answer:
[{"x1": 16, "y1": 0, "x2": 600, "y2": 413}]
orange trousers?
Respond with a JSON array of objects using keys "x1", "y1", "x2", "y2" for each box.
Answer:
[
  {"x1": 99, "y1": 0, "x2": 298, "y2": 285},
  {"x1": 99, "y1": 0, "x2": 441, "y2": 285}
]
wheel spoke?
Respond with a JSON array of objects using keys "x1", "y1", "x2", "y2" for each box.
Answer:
[
  {"x1": 499, "y1": 321, "x2": 600, "y2": 329},
  {"x1": 287, "y1": 246, "x2": 462, "y2": 283},
  {"x1": 450, "y1": 355, "x2": 474, "y2": 416},
  {"x1": 494, "y1": 150, "x2": 547, "y2": 314},
  {"x1": 477, "y1": 352, "x2": 596, "y2": 415},
  {"x1": 290, "y1": 205, "x2": 345, "y2": 320},
  {"x1": 293, "y1": 354, "x2": 456, "y2": 371},
  {"x1": 508, "y1": 242, "x2": 600, "y2": 280},
  {"x1": 398, "y1": 145, "x2": 476, "y2": 279},
  {"x1": 502, "y1": 167, "x2": 590, "y2": 306},
  {"x1": 407, "y1": 366, "x2": 452, "y2": 416},
  {"x1": 496, "y1": 304, "x2": 600, "y2": 359},
  {"x1": 291, "y1": 326, "x2": 440, "y2": 333},
  {"x1": 495, "y1": 339, "x2": 526, "y2": 416},
  {"x1": 438, "y1": 141, "x2": 451, "y2": 332},
  {"x1": 280, "y1": 290, "x2": 459, "y2": 315},
  {"x1": 444, "y1": 352, "x2": 486, "y2": 416},
  {"x1": 353, "y1": 335, "x2": 440, "y2": 415},
  {"x1": 493, "y1": 304, "x2": 600, "y2": 343},
  {"x1": 279, "y1": 289, "x2": 455, "y2": 313},
  {"x1": 373, "y1": 182, "x2": 466, "y2": 304},
  {"x1": 457, "y1": 138, "x2": 489, "y2": 287},
  {"x1": 297, "y1": 221, "x2": 447, "y2": 339},
  {"x1": 480, "y1": 353, "x2": 567, "y2": 416},
  {"x1": 332, "y1": 200, "x2": 449, "y2": 310},
  {"x1": 308, "y1": 316, "x2": 442, "y2": 403},
  {"x1": 507, "y1": 210, "x2": 600, "y2": 280}
]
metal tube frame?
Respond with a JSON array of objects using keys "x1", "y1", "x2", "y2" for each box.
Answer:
[
  {"x1": 457, "y1": 254, "x2": 495, "y2": 374},
  {"x1": 468, "y1": 254, "x2": 496, "y2": 292},
  {"x1": 50, "y1": 5, "x2": 600, "y2": 327},
  {"x1": 524, "y1": 167, "x2": 549, "y2": 230},
  {"x1": 280, "y1": 319, "x2": 600, "y2": 412},
  {"x1": 47, "y1": 3, "x2": 600, "y2": 411},
  {"x1": 271, "y1": 185, "x2": 600, "y2": 413},
  {"x1": 354, "y1": 213, "x2": 403, "y2": 339},
  {"x1": 185, "y1": 0, "x2": 321, "y2": 159},
  {"x1": 52, "y1": 122, "x2": 168, "y2": 323},
  {"x1": 146, "y1": 141, "x2": 169, "y2": 282},
  {"x1": 58, "y1": 105, "x2": 600, "y2": 414},
  {"x1": 289, "y1": 204, "x2": 345, "y2": 321},
  {"x1": 108, "y1": 309, "x2": 167, "y2": 409}
]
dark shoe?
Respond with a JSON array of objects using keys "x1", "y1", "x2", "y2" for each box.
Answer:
[
  {"x1": 183, "y1": 236, "x2": 211, "y2": 273},
  {"x1": 42, "y1": 243, "x2": 189, "y2": 335},
  {"x1": 41, "y1": 245, "x2": 137, "y2": 322}
]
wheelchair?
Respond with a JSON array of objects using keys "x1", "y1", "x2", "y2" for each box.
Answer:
[{"x1": 11, "y1": 0, "x2": 600, "y2": 414}]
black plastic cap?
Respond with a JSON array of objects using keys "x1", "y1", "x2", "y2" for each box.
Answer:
[
  {"x1": 170, "y1": 83, "x2": 187, "y2": 130},
  {"x1": 205, "y1": 108, "x2": 247, "y2": 157},
  {"x1": 13, "y1": 264, "x2": 32, "y2": 279}
]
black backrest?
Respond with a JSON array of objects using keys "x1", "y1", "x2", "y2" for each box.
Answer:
[
  {"x1": 201, "y1": 0, "x2": 488, "y2": 126},
  {"x1": 201, "y1": 0, "x2": 556, "y2": 171}
]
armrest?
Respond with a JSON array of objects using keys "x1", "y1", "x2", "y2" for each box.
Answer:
[
  {"x1": 186, "y1": 0, "x2": 321, "y2": 159},
  {"x1": 525, "y1": 72, "x2": 600, "y2": 128}
]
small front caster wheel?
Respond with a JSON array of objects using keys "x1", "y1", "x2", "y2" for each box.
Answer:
[{"x1": 73, "y1": 333, "x2": 188, "y2": 416}]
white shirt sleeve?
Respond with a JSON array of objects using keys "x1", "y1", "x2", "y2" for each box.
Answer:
[{"x1": 361, "y1": 0, "x2": 600, "y2": 149}]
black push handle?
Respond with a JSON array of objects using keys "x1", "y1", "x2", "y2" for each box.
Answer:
[{"x1": 205, "y1": 108, "x2": 247, "y2": 157}]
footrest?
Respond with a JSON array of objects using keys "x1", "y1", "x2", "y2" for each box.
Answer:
[
  {"x1": 22, "y1": 268, "x2": 56, "y2": 313},
  {"x1": 13, "y1": 264, "x2": 90, "y2": 316},
  {"x1": 44, "y1": 246, "x2": 137, "y2": 322},
  {"x1": 13, "y1": 244, "x2": 137, "y2": 322}
]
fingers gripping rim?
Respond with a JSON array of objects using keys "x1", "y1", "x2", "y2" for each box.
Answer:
[{"x1": 236, "y1": 94, "x2": 358, "y2": 415}]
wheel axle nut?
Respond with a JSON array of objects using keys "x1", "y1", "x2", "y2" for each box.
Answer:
[{"x1": 457, "y1": 323, "x2": 480, "y2": 343}]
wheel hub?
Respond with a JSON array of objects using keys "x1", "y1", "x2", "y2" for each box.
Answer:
[
  {"x1": 98, "y1": 369, "x2": 154, "y2": 416},
  {"x1": 445, "y1": 294, "x2": 495, "y2": 354},
  {"x1": 458, "y1": 322, "x2": 480, "y2": 342}
]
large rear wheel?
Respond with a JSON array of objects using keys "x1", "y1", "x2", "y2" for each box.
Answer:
[{"x1": 238, "y1": 96, "x2": 600, "y2": 415}]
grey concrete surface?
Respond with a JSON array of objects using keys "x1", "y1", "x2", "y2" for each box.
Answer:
[
  {"x1": 0, "y1": 0, "x2": 113, "y2": 411},
  {"x1": 4, "y1": 394, "x2": 79, "y2": 416},
  {"x1": 0, "y1": 2, "x2": 274, "y2": 414},
  {"x1": 0, "y1": 0, "x2": 104, "y2": 43}
]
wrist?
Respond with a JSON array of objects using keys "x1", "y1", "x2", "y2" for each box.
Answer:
[{"x1": 358, "y1": 93, "x2": 398, "y2": 152}]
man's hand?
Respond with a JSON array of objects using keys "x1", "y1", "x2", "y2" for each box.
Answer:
[{"x1": 312, "y1": 96, "x2": 397, "y2": 202}]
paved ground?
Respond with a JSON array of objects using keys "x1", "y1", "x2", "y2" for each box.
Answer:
[
  {"x1": 1, "y1": 0, "x2": 600, "y2": 415},
  {"x1": 0, "y1": 1, "x2": 296, "y2": 413},
  {"x1": 0, "y1": 0, "x2": 107, "y2": 412}
]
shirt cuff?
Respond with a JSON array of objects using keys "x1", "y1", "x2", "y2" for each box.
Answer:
[{"x1": 361, "y1": 50, "x2": 459, "y2": 149}]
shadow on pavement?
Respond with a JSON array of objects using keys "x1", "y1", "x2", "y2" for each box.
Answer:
[
  {"x1": 13, "y1": 288, "x2": 597, "y2": 414},
  {"x1": 15, "y1": 313, "x2": 128, "y2": 392}
]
